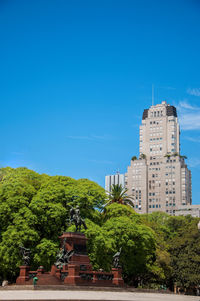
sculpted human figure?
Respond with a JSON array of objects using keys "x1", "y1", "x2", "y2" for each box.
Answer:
[
  {"x1": 113, "y1": 247, "x2": 122, "y2": 268},
  {"x1": 55, "y1": 238, "x2": 74, "y2": 269},
  {"x1": 69, "y1": 205, "x2": 87, "y2": 232},
  {"x1": 19, "y1": 246, "x2": 31, "y2": 266}
]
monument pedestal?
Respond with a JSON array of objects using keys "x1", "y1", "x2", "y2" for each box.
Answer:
[
  {"x1": 64, "y1": 264, "x2": 79, "y2": 285},
  {"x1": 59, "y1": 232, "x2": 93, "y2": 285},
  {"x1": 16, "y1": 232, "x2": 124, "y2": 287},
  {"x1": 16, "y1": 266, "x2": 30, "y2": 285},
  {"x1": 60, "y1": 232, "x2": 92, "y2": 268},
  {"x1": 112, "y1": 268, "x2": 124, "y2": 286}
]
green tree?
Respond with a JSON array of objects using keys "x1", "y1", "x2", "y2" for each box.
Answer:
[
  {"x1": 102, "y1": 202, "x2": 139, "y2": 223},
  {"x1": 102, "y1": 209, "x2": 157, "y2": 285},
  {"x1": 0, "y1": 223, "x2": 39, "y2": 281},
  {"x1": 169, "y1": 218, "x2": 200, "y2": 291},
  {"x1": 141, "y1": 212, "x2": 172, "y2": 287},
  {"x1": 0, "y1": 167, "x2": 107, "y2": 281},
  {"x1": 91, "y1": 203, "x2": 157, "y2": 286},
  {"x1": 139, "y1": 153, "x2": 146, "y2": 159},
  {"x1": 105, "y1": 184, "x2": 134, "y2": 208},
  {"x1": 34, "y1": 239, "x2": 59, "y2": 271},
  {"x1": 131, "y1": 156, "x2": 137, "y2": 161}
]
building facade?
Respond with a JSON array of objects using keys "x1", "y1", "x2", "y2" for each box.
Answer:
[
  {"x1": 105, "y1": 172, "x2": 125, "y2": 192},
  {"x1": 125, "y1": 101, "x2": 192, "y2": 215},
  {"x1": 175, "y1": 205, "x2": 200, "y2": 218}
]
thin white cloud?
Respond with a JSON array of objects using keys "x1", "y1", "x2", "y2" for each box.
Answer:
[
  {"x1": 177, "y1": 101, "x2": 200, "y2": 130},
  {"x1": 179, "y1": 113, "x2": 200, "y2": 130},
  {"x1": 187, "y1": 88, "x2": 200, "y2": 97},
  {"x1": 67, "y1": 134, "x2": 112, "y2": 141},
  {"x1": 184, "y1": 136, "x2": 200, "y2": 143},
  {"x1": 89, "y1": 159, "x2": 114, "y2": 164},
  {"x1": 187, "y1": 158, "x2": 200, "y2": 168},
  {"x1": 178, "y1": 101, "x2": 198, "y2": 110},
  {"x1": 67, "y1": 135, "x2": 93, "y2": 140},
  {"x1": 92, "y1": 135, "x2": 111, "y2": 140}
]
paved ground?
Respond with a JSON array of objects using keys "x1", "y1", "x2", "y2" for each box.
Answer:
[{"x1": 0, "y1": 290, "x2": 199, "y2": 301}]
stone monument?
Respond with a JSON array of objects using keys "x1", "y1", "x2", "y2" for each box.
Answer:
[{"x1": 16, "y1": 206, "x2": 124, "y2": 287}]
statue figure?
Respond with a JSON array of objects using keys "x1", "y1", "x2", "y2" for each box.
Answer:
[
  {"x1": 68, "y1": 205, "x2": 87, "y2": 232},
  {"x1": 19, "y1": 246, "x2": 31, "y2": 266},
  {"x1": 55, "y1": 238, "x2": 74, "y2": 269},
  {"x1": 113, "y1": 247, "x2": 122, "y2": 268}
]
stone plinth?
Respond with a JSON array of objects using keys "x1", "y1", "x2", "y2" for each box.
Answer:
[
  {"x1": 16, "y1": 266, "x2": 30, "y2": 285},
  {"x1": 64, "y1": 264, "x2": 80, "y2": 285},
  {"x1": 112, "y1": 268, "x2": 124, "y2": 286},
  {"x1": 60, "y1": 232, "x2": 92, "y2": 268}
]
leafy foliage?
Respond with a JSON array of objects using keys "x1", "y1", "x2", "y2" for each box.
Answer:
[
  {"x1": 0, "y1": 167, "x2": 106, "y2": 280},
  {"x1": 131, "y1": 156, "x2": 137, "y2": 161},
  {"x1": 0, "y1": 167, "x2": 200, "y2": 292},
  {"x1": 105, "y1": 184, "x2": 134, "y2": 208},
  {"x1": 168, "y1": 217, "x2": 200, "y2": 289}
]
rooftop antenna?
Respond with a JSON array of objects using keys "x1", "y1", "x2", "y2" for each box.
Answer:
[{"x1": 152, "y1": 84, "x2": 154, "y2": 106}]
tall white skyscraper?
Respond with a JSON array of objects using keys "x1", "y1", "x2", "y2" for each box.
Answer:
[
  {"x1": 105, "y1": 172, "x2": 125, "y2": 192},
  {"x1": 125, "y1": 101, "x2": 192, "y2": 215}
]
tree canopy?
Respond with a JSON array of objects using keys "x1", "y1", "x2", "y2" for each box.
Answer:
[
  {"x1": 105, "y1": 184, "x2": 134, "y2": 208},
  {"x1": 0, "y1": 167, "x2": 200, "y2": 293},
  {"x1": 0, "y1": 167, "x2": 106, "y2": 280}
]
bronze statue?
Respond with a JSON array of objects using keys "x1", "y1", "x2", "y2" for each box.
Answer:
[
  {"x1": 19, "y1": 246, "x2": 31, "y2": 266},
  {"x1": 55, "y1": 238, "x2": 74, "y2": 269},
  {"x1": 113, "y1": 247, "x2": 122, "y2": 268},
  {"x1": 68, "y1": 205, "x2": 87, "y2": 232}
]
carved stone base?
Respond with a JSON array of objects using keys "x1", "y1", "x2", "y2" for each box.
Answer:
[
  {"x1": 16, "y1": 266, "x2": 30, "y2": 285},
  {"x1": 112, "y1": 268, "x2": 124, "y2": 286}
]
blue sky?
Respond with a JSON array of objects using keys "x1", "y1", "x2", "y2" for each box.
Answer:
[{"x1": 1, "y1": 0, "x2": 200, "y2": 204}]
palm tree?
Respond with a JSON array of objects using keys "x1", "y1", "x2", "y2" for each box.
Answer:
[{"x1": 105, "y1": 184, "x2": 134, "y2": 208}]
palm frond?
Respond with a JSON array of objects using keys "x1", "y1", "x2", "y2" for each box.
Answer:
[{"x1": 104, "y1": 184, "x2": 134, "y2": 208}]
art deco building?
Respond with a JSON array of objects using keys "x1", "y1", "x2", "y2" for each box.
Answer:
[{"x1": 125, "y1": 101, "x2": 192, "y2": 215}]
